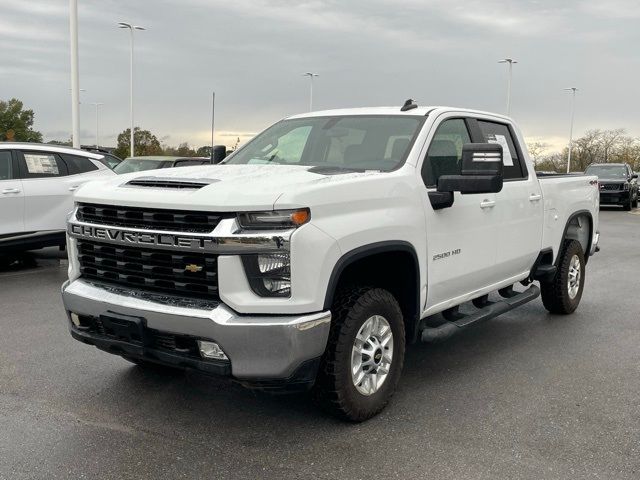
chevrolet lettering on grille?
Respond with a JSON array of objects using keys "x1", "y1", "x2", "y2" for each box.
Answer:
[{"x1": 68, "y1": 224, "x2": 219, "y2": 251}]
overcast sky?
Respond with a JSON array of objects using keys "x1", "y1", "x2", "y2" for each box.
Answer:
[{"x1": 2, "y1": 0, "x2": 639, "y2": 151}]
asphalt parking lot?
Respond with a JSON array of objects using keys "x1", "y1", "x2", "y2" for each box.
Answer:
[{"x1": 0, "y1": 210, "x2": 638, "y2": 480}]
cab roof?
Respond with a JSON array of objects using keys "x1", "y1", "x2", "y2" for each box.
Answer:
[{"x1": 286, "y1": 106, "x2": 512, "y2": 122}]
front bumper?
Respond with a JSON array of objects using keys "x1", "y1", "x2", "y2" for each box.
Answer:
[
  {"x1": 62, "y1": 279, "x2": 331, "y2": 385},
  {"x1": 599, "y1": 190, "x2": 630, "y2": 205}
]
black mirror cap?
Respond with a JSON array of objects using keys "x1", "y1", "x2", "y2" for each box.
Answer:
[
  {"x1": 632, "y1": 173, "x2": 638, "y2": 179},
  {"x1": 211, "y1": 145, "x2": 227, "y2": 164},
  {"x1": 461, "y1": 143, "x2": 504, "y2": 177}
]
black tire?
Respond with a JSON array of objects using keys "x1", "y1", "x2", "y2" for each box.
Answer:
[
  {"x1": 313, "y1": 287, "x2": 406, "y2": 422},
  {"x1": 633, "y1": 195, "x2": 638, "y2": 209},
  {"x1": 624, "y1": 196, "x2": 632, "y2": 211},
  {"x1": 540, "y1": 239, "x2": 585, "y2": 314}
]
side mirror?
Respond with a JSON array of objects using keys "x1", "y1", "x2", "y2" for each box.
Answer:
[
  {"x1": 437, "y1": 143, "x2": 504, "y2": 194},
  {"x1": 632, "y1": 173, "x2": 638, "y2": 179},
  {"x1": 211, "y1": 145, "x2": 227, "y2": 164}
]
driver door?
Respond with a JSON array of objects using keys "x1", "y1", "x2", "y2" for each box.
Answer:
[{"x1": 420, "y1": 116, "x2": 500, "y2": 313}]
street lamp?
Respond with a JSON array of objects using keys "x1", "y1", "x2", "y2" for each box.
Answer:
[
  {"x1": 69, "y1": 0, "x2": 80, "y2": 148},
  {"x1": 498, "y1": 58, "x2": 517, "y2": 116},
  {"x1": 565, "y1": 87, "x2": 578, "y2": 173},
  {"x1": 88, "y1": 102, "x2": 104, "y2": 148},
  {"x1": 118, "y1": 22, "x2": 146, "y2": 157},
  {"x1": 302, "y1": 72, "x2": 319, "y2": 111}
]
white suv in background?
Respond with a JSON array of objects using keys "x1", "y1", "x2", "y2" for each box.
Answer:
[{"x1": 0, "y1": 143, "x2": 115, "y2": 253}]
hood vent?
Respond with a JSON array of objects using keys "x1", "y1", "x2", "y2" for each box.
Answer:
[{"x1": 124, "y1": 177, "x2": 219, "y2": 189}]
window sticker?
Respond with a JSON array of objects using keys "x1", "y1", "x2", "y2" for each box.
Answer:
[
  {"x1": 24, "y1": 154, "x2": 59, "y2": 175},
  {"x1": 486, "y1": 134, "x2": 514, "y2": 166}
]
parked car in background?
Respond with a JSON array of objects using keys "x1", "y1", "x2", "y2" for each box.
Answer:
[
  {"x1": 0, "y1": 143, "x2": 116, "y2": 252},
  {"x1": 584, "y1": 163, "x2": 638, "y2": 210},
  {"x1": 82, "y1": 148, "x2": 123, "y2": 169},
  {"x1": 113, "y1": 156, "x2": 212, "y2": 174}
]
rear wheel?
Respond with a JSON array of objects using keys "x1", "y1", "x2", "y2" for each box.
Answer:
[
  {"x1": 313, "y1": 287, "x2": 405, "y2": 422},
  {"x1": 540, "y1": 239, "x2": 585, "y2": 314}
]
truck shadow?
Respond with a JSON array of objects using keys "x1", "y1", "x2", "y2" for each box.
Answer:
[{"x1": 92, "y1": 300, "x2": 568, "y2": 433}]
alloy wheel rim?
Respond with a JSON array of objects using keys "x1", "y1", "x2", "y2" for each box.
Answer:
[
  {"x1": 568, "y1": 254, "x2": 581, "y2": 299},
  {"x1": 351, "y1": 315, "x2": 393, "y2": 396}
]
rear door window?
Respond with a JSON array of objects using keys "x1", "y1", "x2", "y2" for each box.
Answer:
[
  {"x1": 59, "y1": 153, "x2": 99, "y2": 175},
  {"x1": 477, "y1": 121, "x2": 527, "y2": 180},
  {"x1": 18, "y1": 151, "x2": 68, "y2": 178}
]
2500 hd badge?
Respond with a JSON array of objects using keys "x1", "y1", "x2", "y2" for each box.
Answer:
[{"x1": 433, "y1": 248, "x2": 461, "y2": 261}]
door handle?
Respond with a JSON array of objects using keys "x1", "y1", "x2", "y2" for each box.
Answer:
[
  {"x1": 529, "y1": 193, "x2": 542, "y2": 202},
  {"x1": 2, "y1": 188, "x2": 20, "y2": 194},
  {"x1": 480, "y1": 199, "x2": 496, "y2": 209},
  {"x1": 69, "y1": 185, "x2": 80, "y2": 191}
]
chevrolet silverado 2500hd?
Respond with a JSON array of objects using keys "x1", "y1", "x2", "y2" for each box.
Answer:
[{"x1": 61, "y1": 104, "x2": 600, "y2": 421}]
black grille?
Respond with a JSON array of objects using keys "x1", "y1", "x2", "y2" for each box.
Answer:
[
  {"x1": 77, "y1": 240, "x2": 218, "y2": 299},
  {"x1": 601, "y1": 183, "x2": 623, "y2": 191},
  {"x1": 76, "y1": 203, "x2": 228, "y2": 233}
]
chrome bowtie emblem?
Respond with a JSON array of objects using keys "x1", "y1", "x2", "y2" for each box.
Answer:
[{"x1": 184, "y1": 264, "x2": 203, "y2": 273}]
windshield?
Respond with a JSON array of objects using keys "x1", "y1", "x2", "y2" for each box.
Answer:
[
  {"x1": 114, "y1": 159, "x2": 169, "y2": 174},
  {"x1": 224, "y1": 115, "x2": 424, "y2": 171},
  {"x1": 585, "y1": 164, "x2": 628, "y2": 179}
]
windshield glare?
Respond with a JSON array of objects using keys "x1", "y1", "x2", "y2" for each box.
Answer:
[
  {"x1": 585, "y1": 165, "x2": 628, "y2": 179},
  {"x1": 224, "y1": 115, "x2": 424, "y2": 171},
  {"x1": 114, "y1": 159, "x2": 168, "y2": 174}
]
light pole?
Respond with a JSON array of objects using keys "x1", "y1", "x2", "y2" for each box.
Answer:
[
  {"x1": 118, "y1": 22, "x2": 146, "y2": 157},
  {"x1": 89, "y1": 102, "x2": 104, "y2": 148},
  {"x1": 498, "y1": 58, "x2": 517, "y2": 116},
  {"x1": 302, "y1": 72, "x2": 319, "y2": 111},
  {"x1": 69, "y1": 0, "x2": 80, "y2": 148},
  {"x1": 565, "y1": 87, "x2": 578, "y2": 173}
]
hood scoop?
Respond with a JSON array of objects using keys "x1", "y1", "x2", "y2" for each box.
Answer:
[{"x1": 124, "y1": 176, "x2": 220, "y2": 190}]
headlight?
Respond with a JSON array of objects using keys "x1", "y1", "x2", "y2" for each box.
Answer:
[
  {"x1": 237, "y1": 208, "x2": 310, "y2": 230},
  {"x1": 242, "y1": 253, "x2": 291, "y2": 297},
  {"x1": 624, "y1": 183, "x2": 630, "y2": 191}
]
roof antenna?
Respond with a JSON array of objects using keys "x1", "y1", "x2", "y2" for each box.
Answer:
[{"x1": 400, "y1": 99, "x2": 418, "y2": 111}]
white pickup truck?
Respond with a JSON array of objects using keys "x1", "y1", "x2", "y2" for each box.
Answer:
[{"x1": 61, "y1": 104, "x2": 599, "y2": 421}]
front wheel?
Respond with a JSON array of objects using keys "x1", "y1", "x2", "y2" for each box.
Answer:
[
  {"x1": 633, "y1": 195, "x2": 638, "y2": 209},
  {"x1": 313, "y1": 287, "x2": 405, "y2": 422},
  {"x1": 541, "y1": 239, "x2": 585, "y2": 314}
]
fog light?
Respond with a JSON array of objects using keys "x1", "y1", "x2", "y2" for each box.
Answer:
[
  {"x1": 198, "y1": 340, "x2": 228, "y2": 361},
  {"x1": 70, "y1": 313, "x2": 81, "y2": 327}
]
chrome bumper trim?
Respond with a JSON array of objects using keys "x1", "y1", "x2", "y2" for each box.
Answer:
[{"x1": 62, "y1": 279, "x2": 331, "y2": 379}]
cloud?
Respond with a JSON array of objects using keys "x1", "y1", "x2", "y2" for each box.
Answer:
[{"x1": 2, "y1": 0, "x2": 639, "y2": 151}]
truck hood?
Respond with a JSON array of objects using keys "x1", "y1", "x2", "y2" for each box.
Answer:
[{"x1": 73, "y1": 164, "x2": 387, "y2": 212}]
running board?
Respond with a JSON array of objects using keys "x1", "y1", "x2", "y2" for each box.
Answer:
[{"x1": 421, "y1": 285, "x2": 540, "y2": 343}]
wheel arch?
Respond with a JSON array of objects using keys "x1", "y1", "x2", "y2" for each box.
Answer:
[
  {"x1": 323, "y1": 241, "x2": 421, "y2": 341},
  {"x1": 558, "y1": 210, "x2": 593, "y2": 265}
]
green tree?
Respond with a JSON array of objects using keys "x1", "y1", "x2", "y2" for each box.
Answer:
[
  {"x1": 0, "y1": 98, "x2": 43, "y2": 142},
  {"x1": 196, "y1": 145, "x2": 212, "y2": 157},
  {"x1": 114, "y1": 127, "x2": 163, "y2": 158},
  {"x1": 174, "y1": 142, "x2": 196, "y2": 157}
]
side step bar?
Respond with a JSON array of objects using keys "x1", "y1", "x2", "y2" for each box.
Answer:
[{"x1": 421, "y1": 285, "x2": 540, "y2": 343}]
